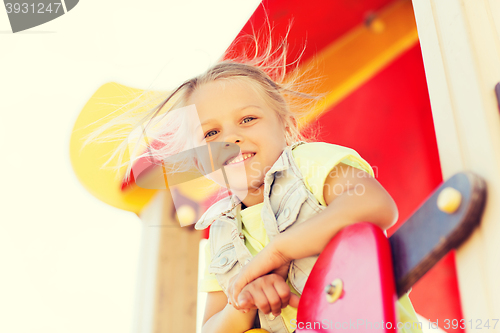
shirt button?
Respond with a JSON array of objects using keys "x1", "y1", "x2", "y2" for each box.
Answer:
[
  {"x1": 283, "y1": 208, "x2": 291, "y2": 219},
  {"x1": 219, "y1": 257, "x2": 228, "y2": 265}
]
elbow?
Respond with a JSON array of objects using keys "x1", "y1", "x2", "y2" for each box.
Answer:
[
  {"x1": 362, "y1": 178, "x2": 398, "y2": 230},
  {"x1": 372, "y1": 194, "x2": 398, "y2": 230},
  {"x1": 324, "y1": 169, "x2": 399, "y2": 231}
]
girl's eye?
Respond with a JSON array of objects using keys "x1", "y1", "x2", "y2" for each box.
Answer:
[
  {"x1": 241, "y1": 117, "x2": 255, "y2": 124},
  {"x1": 204, "y1": 130, "x2": 219, "y2": 138}
]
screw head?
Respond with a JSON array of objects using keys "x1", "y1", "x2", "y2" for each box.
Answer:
[{"x1": 325, "y1": 278, "x2": 343, "y2": 303}]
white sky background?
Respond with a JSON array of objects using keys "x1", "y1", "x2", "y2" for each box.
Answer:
[{"x1": 0, "y1": 1, "x2": 260, "y2": 332}]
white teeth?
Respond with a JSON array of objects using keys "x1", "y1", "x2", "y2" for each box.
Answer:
[{"x1": 226, "y1": 153, "x2": 254, "y2": 165}]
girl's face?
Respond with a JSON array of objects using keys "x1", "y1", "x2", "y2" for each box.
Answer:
[{"x1": 188, "y1": 79, "x2": 288, "y2": 206}]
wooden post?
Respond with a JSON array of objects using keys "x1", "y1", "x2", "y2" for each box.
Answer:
[
  {"x1": 133, "y1": 192, "x2": 162, "y2": 333},
  {"x1": 134, "y1": 190, "x2": 202, "y2": 333},
  {"x1": 411, "y1": 0, "x2": 500, "y2": 329}
]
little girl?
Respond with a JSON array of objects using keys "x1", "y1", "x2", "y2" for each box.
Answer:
[
  {"x1": 187, "y1": 63, "x2": 421, "y2": 333},
  {"x1": 94, "y1": 37, "x2": 422, "y2": 333}
]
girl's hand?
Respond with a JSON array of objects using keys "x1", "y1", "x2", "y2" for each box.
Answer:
[
  {"x1": 227, "y1": 242, "x2": 290, "y2": 309},
  {"x1": 235, "y1": 274, "x2": 300, "y2": 317},
  {"x1": 271, "y1": 262, "x2": 291, "y2": 281}
]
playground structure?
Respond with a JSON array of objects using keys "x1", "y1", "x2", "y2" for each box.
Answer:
[{"x1": 70, "y1": 0, "x2": 500, "y2": 332}]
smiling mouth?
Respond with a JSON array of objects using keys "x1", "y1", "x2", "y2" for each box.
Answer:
[{"x1": 224, "y1": 153, "x2": 255, "y2": 166}]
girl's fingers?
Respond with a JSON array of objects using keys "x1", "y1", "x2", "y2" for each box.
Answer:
[
  {"x1": 227, "y1": 274, "x2": 244, "y2": 309},
  {"x1": 272, "y1": 278, "x2": 291, "y2": 309},
  {"x1": 233, "y1": 276, "x2": 256, "y2": 308},
  {"x1": 231, "y1": 281, "x2": 244, "y2": 306},
  {"x1": 289, "y1": 294, "x2": 301, "y2": 309},
  {"x1": 262, "y1": 283, "x2": 283, "y2": 317},
  {"x1": 227, "y1": 272, "x2": 245, "y2": 308},
  {"x1": 248, "y1": 287, "x2": 271, "y2": 315},
  {"x1": 273, "y1": 279, "x2": 301, "y2": 309},
  {"x1": 230, "y1": 247, "x2": 290, "y2": 306},
  {"x1": 237, "y1": 290, "x2": 255, "y2": 310}
]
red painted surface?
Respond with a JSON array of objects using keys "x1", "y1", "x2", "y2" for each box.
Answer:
[
  {"x1": 229, "y1": 0, "x2": 395, "y2": 65},
  {"x1": 297, "y1": 223, "x2": 397, "y2": 332},
  {"x1": 310, "y1": 43, "x2": 463, "y2": 332}
]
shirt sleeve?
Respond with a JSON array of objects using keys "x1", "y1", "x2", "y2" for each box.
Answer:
[
  {"x1": 198, "y1": 241, "x2": 223, "y2": 293},
  {"x1": 292, "y1": 142, "x2": 375, "y2": 206}
]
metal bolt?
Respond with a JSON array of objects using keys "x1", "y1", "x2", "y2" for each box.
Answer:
[{"x1": 325, "y1": 278, "x2": 343, "y2": 303}]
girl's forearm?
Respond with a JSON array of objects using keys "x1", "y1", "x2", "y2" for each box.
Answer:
[
  {"x1": 273, "y1": 186, "x2": 396, "y2": 261},
  {"x1": 202, "y1": 303, "x2": 257, "y2": 333}
]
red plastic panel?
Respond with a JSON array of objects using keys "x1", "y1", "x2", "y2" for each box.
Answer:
[
  {"x1": 296, "y1": 223, "x2": 396, "y2": 332},
  {"x1": 229, "y1": 0, "x2": 395, "y2": 66}
]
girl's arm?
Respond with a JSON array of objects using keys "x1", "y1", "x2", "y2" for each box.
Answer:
[
  {"x1": 274, "y1": 162, "x2": 397, "y2": 259},
  {"x1": 228, "y1": 163, "x2": 398, "y2": 308},
  {"x1": 202, "y1": 291, "x2": 257, "y2": 333}
]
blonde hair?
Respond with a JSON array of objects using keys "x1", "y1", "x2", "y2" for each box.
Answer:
[{"x1": 84, "y1": 26, "x2": 322, "y2": 183}]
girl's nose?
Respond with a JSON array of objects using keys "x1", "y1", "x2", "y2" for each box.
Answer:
[{"x1": 223, "y1": 132, "x2": 243, "y2": 144}]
